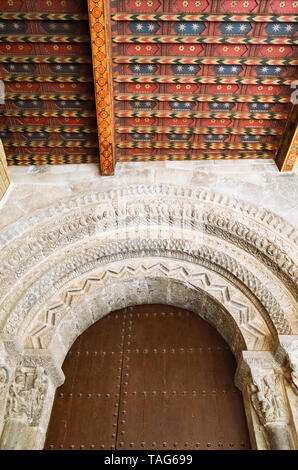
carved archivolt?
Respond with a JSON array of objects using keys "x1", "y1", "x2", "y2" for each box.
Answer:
[
  {"x1": 22, "y1": 257, "x2": 275, "y2": 360},
  {"x1": 0, "y1": 199, "x2": 296, "y2": 292},
  {"x1": 0, "y1": 184, "x2": 296, "y2": 357},
  {"x1": 0, "y1": 184, "x2": 297, "y2": 451},
  {"x1": 1, "y1": 185, "x2": 296, "y2": 247},
  {"x1": 0, "y1": 186, "x2": 297, "y2": 294}
]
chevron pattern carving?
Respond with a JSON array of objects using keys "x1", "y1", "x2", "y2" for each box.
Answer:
[{"x1": 27, "y1": 260, "x2": 272, "y2": 353}]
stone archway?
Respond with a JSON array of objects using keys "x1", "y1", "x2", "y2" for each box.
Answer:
[{"x1": 0, "y1": 184, "x2": 297, "y2": 449}]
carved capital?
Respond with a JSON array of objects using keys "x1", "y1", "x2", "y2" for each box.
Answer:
[
  {"x1": 235, "y1": 351, "x2": 294, "y2": 449},
  {"x1": 250, "y1": 372, "x2": 289, "y2": 427},
  {"x1": 21, "y1": 350, "x2": 65, "y2": 389},
  {"x1": 5, "y1": 365, "x2": 48, "y2": 427},
  {"x1": 0, "y1": 343, "x2": 64, "y2": 432},
  {"x1": 236, "y1": 353, "x2": 289, "y2": 426},
  {"x1": 0, "y1": 350, "x2": 62, "y2": 449},
  {"x1": 235, "y1": 351, "x2": 280, "y2": 391},
  {"x1": 0, "y1": 335, "x2": 23, "y2": 365},
  {"x1": 275, "y1": 335, "x2": 298, "y2": 390}
]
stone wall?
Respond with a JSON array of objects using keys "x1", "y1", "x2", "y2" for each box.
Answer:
[{"x1": 2, "y1": 159, "x2": 297, "y2": 229}]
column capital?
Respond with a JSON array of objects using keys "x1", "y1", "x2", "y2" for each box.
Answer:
[
  {"x1": 0, "y1": 334, "x2": 23, "y2": 364},
  {"x1": 21, "y1": 350, "x2": 64, "y2": 389},
  {"x1": 235, "y1": 350, "x2": 295, "y2": 449},
  {"x1": 0, "y1": 349, "x2": 64, "y2": 449},
  {"x1": 275, "y1": 335, "x2": 298, "y2": 390},
  {"x1": 0, "y1": 335, "x2": 64, "y2": 388},
  {"x1": 235, "y1": 351, "x2": 289, "y2": 426},
  {"x1": 235, "y1": 351, "x2": 282, "y2": 391}
]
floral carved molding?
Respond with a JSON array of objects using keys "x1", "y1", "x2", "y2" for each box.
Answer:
[
  {"x1": 0, "y1": 184, "x2": 296, "y2": 358},
  {"x1": 0, "y1": 184, "x2": 297, "y2": 451}
]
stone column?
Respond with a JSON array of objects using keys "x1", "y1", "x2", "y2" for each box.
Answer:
[
  {"x1": 0, "y1": 140, "x2": 10, "y2": 203},
  {"x1": 275, "y1": 335, "x2": 298, "y2": 448},
  {"x1": 235, "y1": 351, "x2": 296, "y2": 450},
  {"x1": 0, "y1": 348, "x2": 64, "y2": 450}
]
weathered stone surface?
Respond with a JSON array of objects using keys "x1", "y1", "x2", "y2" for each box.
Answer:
[
  {"x1": 236, "y1": 351, "x2": 297, "y2": 450},
  {"x1": 0, "y1": 161, "x2": 296, "y2": 449}
]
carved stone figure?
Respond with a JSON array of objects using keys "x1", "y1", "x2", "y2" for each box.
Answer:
[
  {"x1": 250, "y1": 373, "x2": 289, "y2": 426},
  {"x1": 5, "y1": 366, "x2": 48, "y2": 427},
  {"x1": 250, "y1": 371, "x2": 295, "y2": 449}
]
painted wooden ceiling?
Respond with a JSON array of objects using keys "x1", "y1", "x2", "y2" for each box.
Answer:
[
  {"x1": 0, "y1": 0, "x2": 297, "y2": 172},
  {"x1": 0, "y1": 0, "x2": 99, "y2": 165}
]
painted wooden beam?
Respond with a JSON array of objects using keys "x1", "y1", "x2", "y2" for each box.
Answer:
[
  {"x1": 275, "y1": 105, "x2": 298, "y2": 172},
  {"x1": 87, "y1": 0, "x2": 115, "y2": 175}
]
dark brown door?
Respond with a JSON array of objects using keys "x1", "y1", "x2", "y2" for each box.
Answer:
[{"x1": 44, "y1": 305, "x2": 251, "y2": 450}]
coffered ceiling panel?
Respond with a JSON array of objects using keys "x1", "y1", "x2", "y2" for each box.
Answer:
[
  {"x1": 105, "y1": 0, "x2": 297, "y2": 171},
  {"x1": 0, "y1": 0, "x2": 297, "y2": 174},
  {"x1": 0, "y1": 0, "x2": 99, "y2": 165}
]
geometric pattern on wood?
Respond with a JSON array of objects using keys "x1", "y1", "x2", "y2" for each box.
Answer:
[
  {"x1": 1, "y1": 0, "x2": 297, "y2": 170},
  {"x1": 275, "y1": 104, "x2": 298, "y2": 171},
  {"x1": 0, "y1": 0, "x2": 99, "y2": 167},
  {"x1": 105, "y1": 0, "x2": 298, "y2": 165},
  {"x1": 283, "y1": 124, "x2": 298, "y2": 171},
  {"x1": 88, "y1": 0, "x2": 115, "y2": 174}
]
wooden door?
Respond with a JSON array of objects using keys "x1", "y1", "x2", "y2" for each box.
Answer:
[{"x1": 44, "y1": 304, "x2": 251, "y2": 450}]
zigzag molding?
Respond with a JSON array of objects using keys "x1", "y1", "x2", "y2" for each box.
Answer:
[
  {"x1": 0, "y1": 185, "x2": 296, "y2": 353},
  {"x1": 1, "y1": 237, "x2": 292, "y2": 339},
  {"x1": 27, "y1": 260, "x2": 271, "y2": 354},
  {"x1": 0, "y1": 187, "x2": 296, "y2": 305}
]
